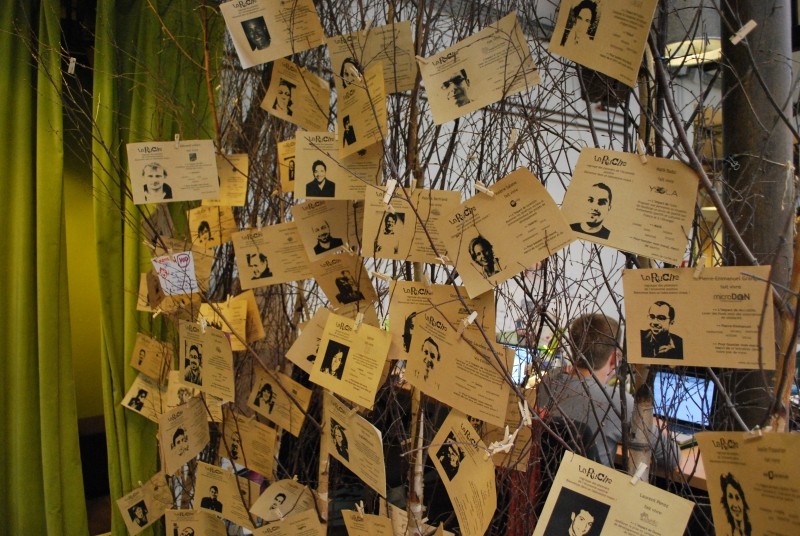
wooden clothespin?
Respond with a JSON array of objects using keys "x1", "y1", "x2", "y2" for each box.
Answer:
[
  {"x1": 353, "y1": 312, "x2": 364, "y2": 333},
  {"x1": 371, "y1": 271, "x2": 392, "y2": 282},
  {"x1": 174, "y1": 134, "x2": 180, "y2": 148},
  {"x1": 730, "y1": 20, "x2": 757, "y2": 45},
  {"x1": 636, "y1": 139, "x2": 648, "y2": 164},
  {"x1": 67, "y1": 57, "x2": 77, "y2": 74},
  {"x1": 457, "y1": 311, "x2": 478, "y2": 336},
  {"x1": 475, "y1": 180, "x2": 495, "y2": 198},
  {"x1": 693, "y1": 257, "x2": 706, "y2": 279},
  {"x1": 629, "y1": 462, "x2": 648, "y2": 485}
]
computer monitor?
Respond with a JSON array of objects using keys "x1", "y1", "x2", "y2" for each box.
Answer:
[{"x1": 652, "y1": 368, "x2": 716, "y2": 430}]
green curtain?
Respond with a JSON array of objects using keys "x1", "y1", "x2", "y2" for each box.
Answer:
[
  {"x1": 92, "y1": 1, "x2": 220, "y2": 533},
  {"x1": 0, "y1": 1, "x2": 89, "y2": 534}
]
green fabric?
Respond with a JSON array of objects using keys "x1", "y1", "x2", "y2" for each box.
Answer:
[
  {"x1": 0, "y1": 1, "x2": 89, "y2": 534},
  {"x1": 92, "y1": 1, "x2": 221, "y2": 533}
]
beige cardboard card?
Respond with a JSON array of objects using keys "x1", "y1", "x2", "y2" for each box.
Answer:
[
  {"x1": 194, "y1": 461, "x2": 259, "y2": 529},
  {"x1": 137, "y1": 273, "x2": 154, "y2": 312},
  {"x1": 440, "y1": 167, "x2": 574, "y2": 299},
  {"x1": 310, "y1": 254, "x2": 377, "y2": 308},
  {"x1": 324, "y1": 392, "x2": 387, "y2": 496},
  {"x1": 362, "y1": 186, "x2": 461, "y2": 262},
  {"x1": 327, "y1": 20, "x2": 417, "y2": 94},
  {"x1": 158, "y1": 293, "x2": 203, "y2": 319},
  {"x1": 533, "y1": 452, "x2": 694, "y2": 536},
  {"x1": 230, "y1": 290, "x2": 266, "y2": 343},
  {"x1": 178, "y1": 321, "x2": 236, "y2": 400},
  {"x1": 248, "y1": 369, "x2": 312, "y2": 437},
  {"x1": 164, "y1": 370, "x2": 200, "y2": 411},
  {"x1": 342, "y1": 510, "x2": 394, "y2": 535},
  {"x1": 378, "y1": 500, "x2": 455, "y2": 536},
  {"x1": 277, "y1": 138, "x2": 296, "y2": 193},
  {"x1": 260, "y1": 58, "x2": 329, "y2": 130},
  {"x1": 158, "y1": 397, "x2": 210, "y2": 475},
  {"x1": 250, "y1": 478, "x2": 317, "y2": 522},
  {"x1": 309, "y1": 312, "x2": 391, "y2": 409},
  {"x1": 430, "y1": 411, "x2": 496, "y2": 536},
  {"x1": 152, "y1": 251, "x2": 200, "y2": 296},
  {"x1": 141, "y1": 203, "x2": 175, "y2": 248},
  {"x1": 220, "y1": 407, "x2": 277, "y2": 478},
  {"x1": 294, "y1": 131, "x2": 383, "y2": 200},
  {"x1": 116, "y1": 472, "x2": 173, "y2": 535},
  {"x1": 549, "y1": 0, "x2": 658, "y2": 87},
  {"x1": 218, "y1": 206, "x2": 238, "y2": 244},
  {"x1": 252, "y1": 509, "x2": 325, "y2": 535},
  {"x1": 220, "y1": 0, "x2": 324, "y2": 69},
  {"x1": 336, "y1": 62, "x2": 386, "y2": 159},
  {"x1": 203, "y1": 153, "x2": 248, "y2": 207},
  {"x1": 165, "y1": 509, "x2": 227, "y2": 536},
  {"x1": 482, "y1": 392, "x2": 531, "y2": 472},
  {"x1": 122, "y1": 373, "x2": 167, "y2": 422},
  {"x1": 130, "y1": 332, "x2": 172, "y2": 382},
  {"x1": 127, "y1": 140, "x2": 220, "y2": 204},
  {"x1": 562, "y1": 148, "x2": 698, "y2": 263},
  {"x1": 286, "y1": 308, "x2": 331, "y2": 375},
  {"x1": 292, "y1": 199, "x2": 362, "y2": 260},
  {"x1": 696, "y1": 432, "x2": 800, "y2": 536},
  {"x1": 191, "y1": 248, "x2": 216, "y2": 292},
  {"x1": 232, "y1": 222, "x2": 313, "y2": 290},
  {"x1": 623, "y1": 265, "x2": 775, "y2": 368},
  {"x1": 418, "y1": 12, "x2": 539, "y2": 125},
  {"x1": 387, "y1": 281, "x2": 496, "y2": 360},
  {"x1": 188, "y1": 205, "x2": 223, "y2": 251},
  {"x1": 404, "y1": 297, "x2": 511, "y2": 427},
  {"x1": 199, "y1": 299, "x2": 248, "y2": 351}
]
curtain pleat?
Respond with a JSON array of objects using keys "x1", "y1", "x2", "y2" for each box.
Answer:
[{"x1": 0, "y1": 0, "x2": 90, "y2": 534}]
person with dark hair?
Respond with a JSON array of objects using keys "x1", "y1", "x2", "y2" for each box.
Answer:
[
  {"x1": 537, "y1": 313, "x2": 679, "y2": 468},
  {"x1": 571, "y1": 182, "x2": 612, "y2": 239},
  {"x1": 402, "y1": 312, "x2": 417, "y2": 353},
  {"x1": 228, "y1": 432, "x2": 241, "y2": 461},
  {"x1": 334, "y1": 270, "x2": 364, "y2": 304},
  {"x1": 435, "y1": 432, "x2": 465, "y2": 480},
  {"x1": 137, "y1": 348, "x2": 146, "y2": 365},
  {"x1": 331, "y1": 420, "x2": 349, "y2": 460},
  {"x1": 200, "y1": 485, "x2": 223, "y2": 512},
  {"x1": 254, "y1": 382, "x2": 275, "y2": 413},
  {"x1": 172, "y1": 427, "x2": 189, "y2": 456},
  {"x1": 242, "y1": 17, "x2": 271, "y2": 50},
  {"x1": 128, "y1": 389, "x2": 148, "y2": 411},
  {"x1": 340, "y1": 57, "x2": 363, "y2": 88},
  {"x1": 322, "y1": 347, "x2": 347, "y2": 379},
  {"x1": 270, "y1": 492, "x2": 287, "y2": 511},
  {"x1": 720, "y1": 472, "x2": 751, "y2": 536},
  {"x1": 306, "y1": 160, "x2": 335, "y2": 197},
  {"x1": 247, "y1": 252, "x2": 273, "y2": 279},
  {"x1": 560, "y1": 0, "x2": 600, "y2": 47},
  {"x1": 342, "y1": 115, "x2": 356, "y2": 146},
  {"x1": 128, "y1": 501, "x2": 149, "y2": 527},
  {"x1": 376, "y1": 212, "x2": 404, "y2": 254},
  {"x1": 640, "y1": 300, "x2": 684, "y2": 358},
  {"x1": 272, "y1": 79, "x2": 295, "y2": 116},
  {"x1": 421, "y1": 337, "x2": 440, "y2": 380},
  {"x1": 197, "y1": 220, "x2": 213, "y2": 246},
  {"x1": 312, "y1": 220, "x2": 344, "y2": 255},
  {"x1": 442, "y1": 69, "x2": 471, "y2": 107},
  {"x1": 184, "y1": 345, "x2": 202, "y2": 385},
  {"x1": 469, "y1": 235, "x2": 502, "y2": 277},
  {"x1": 142, "y1": 163, "x2": 173, "y2": 201},
  {"x1": 567, "y1": 509, "x2": 594, "y2": 536}
]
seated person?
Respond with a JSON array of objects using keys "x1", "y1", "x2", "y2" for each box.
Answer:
[{"x1": 537, "y1": 313, "x2": 679, "y2": 469}]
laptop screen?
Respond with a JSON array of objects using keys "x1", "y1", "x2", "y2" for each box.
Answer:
[{"x1": 652, "y1": 370, "x2": 716, "y2": 428}]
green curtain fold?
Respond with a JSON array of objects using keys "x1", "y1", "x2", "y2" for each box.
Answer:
[
  {"x1": 92, "y1": 1, "x2": 220, "y2": 533},
  {"x1": 0, "y1": 0, "x2": 89, "y2": 534}
]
